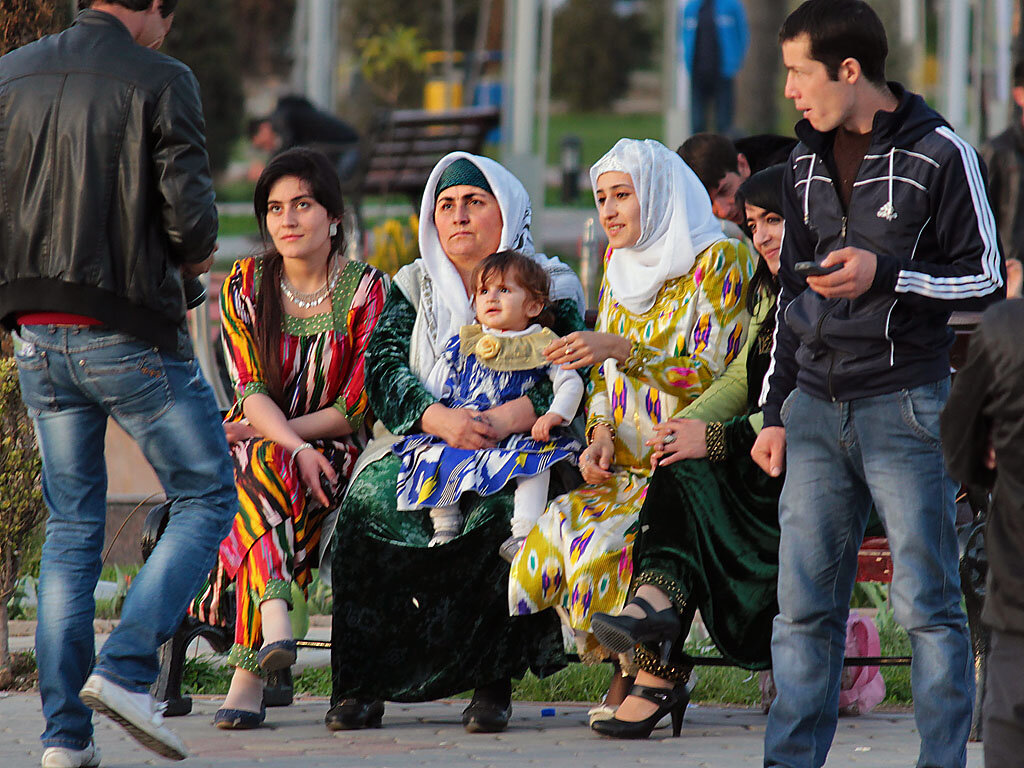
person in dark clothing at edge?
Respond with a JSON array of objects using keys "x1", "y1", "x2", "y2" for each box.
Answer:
[
  {"x1": 750, "y1": 2, "x2": 1005, "y2": 767},
  {"x1": 980, "y1": 59, "x2": 1024, "y2": 296},
  {"x1": 941, "y1": 297, "x2": 1024, "y2": 768},
  {"x1": 0, "y1": 2, "x2": 237, "y2": 765}
]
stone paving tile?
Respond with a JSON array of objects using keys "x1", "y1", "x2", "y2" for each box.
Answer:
[{"x1": 0, "y1": 692, "x2": 985, "y2": 768}]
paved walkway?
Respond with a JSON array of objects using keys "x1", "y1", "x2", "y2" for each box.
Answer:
[{"x1": 0, "y1": 691, "x2": 984, "y2": 768}]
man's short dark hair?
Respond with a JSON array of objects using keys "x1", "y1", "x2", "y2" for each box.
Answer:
[
  {"x1": 678, "y1": 133, "x2": 739, "y2": 193},
  {"x1": 85, "y1": 1, "x2": 178, "y2": 18},
  {"x1": 779, "y1": 0, "x2": 888, "y2": 86}
]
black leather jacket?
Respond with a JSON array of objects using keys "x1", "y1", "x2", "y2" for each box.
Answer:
[
  {"x1": 0, "y1": 10, "x2": 217, "y2": 353},
  {"x1": 981, "y1": 121, "x2": 1024, "y2": 262}
]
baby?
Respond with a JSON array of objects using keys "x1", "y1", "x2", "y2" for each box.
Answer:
[{"x1": 392, "y1": 250, "x2": 583, "y2": 561}]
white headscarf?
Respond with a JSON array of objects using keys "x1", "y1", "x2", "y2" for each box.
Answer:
[
  {"x1": 590, "y1": 138, "x2": 723, "y2": 314},
  {"x1": 405, "y1": 151, "x2": 584, "y2": 380}
]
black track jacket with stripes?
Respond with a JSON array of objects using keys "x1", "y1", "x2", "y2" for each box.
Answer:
[{"x1": 761, "y1": 83, "x2": 1006, "y2": 428}]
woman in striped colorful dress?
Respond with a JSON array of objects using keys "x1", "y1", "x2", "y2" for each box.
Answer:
[{"x1": 190, "y1": 148, "x2": 389, "y2": 729}]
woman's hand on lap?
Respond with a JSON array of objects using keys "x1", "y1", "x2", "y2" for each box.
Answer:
[
  {"x1": 544, "y1": 331, "x2": 631, "y2": 370},
  {"x1": 421, "y1": 403, "x2": 499, "y2": 449},
  {"x1": 580, "y1": 427, "x2": 615, "y2": 484},
  {"x1": 647, "y1": 418, "x2": 706, "y2": 468},
  {"x1": 295, "y1": 448, "x2": 338, "y2": 507}
]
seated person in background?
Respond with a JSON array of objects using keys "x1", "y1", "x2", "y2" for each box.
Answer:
[
  {"x1": 190, "y1": 148, "x2": 389, "y2": 730},
  {"x1": 249, "y1": 95, "x2": 361, "y2": 182},
  {"x1": 679, "y1": 132, "x2": 796, "y2": 231},
  {"x1": 980, "y1": 59, "x2": 1024, "y2": 264},
  {"x1": 392, "y1": 249, "x2": 583, "y2": 558}
]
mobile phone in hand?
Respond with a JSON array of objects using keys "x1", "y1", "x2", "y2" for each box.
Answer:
[{"x1": 794, "y1": 260, "x2": 842, "y2": 277}]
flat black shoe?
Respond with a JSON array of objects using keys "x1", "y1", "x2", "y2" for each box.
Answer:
[
  {"x1": 591, "y1": 596, "x2": 681, "y2": 664},
  {"x1": 213, "y1": 704, "x2": 266, "y2": 730},
  {"x1": 324, "y1": 699, "x2": 385, "y2": 731},
  {"x1": 257, "y1": 639, "x2": 297, "y2": 672},
  {"x1": 462, "y1": 679, "x2": 512, "y2": 733},
  {"x1": 590, "y1": 684, "x2": 688, "y2": 739}
]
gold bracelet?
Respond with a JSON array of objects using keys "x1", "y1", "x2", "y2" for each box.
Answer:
[
  {"x1": 587, "y1": 421, "x2": 616, "y2": 445},
  {"x1": 705, "y1": 421, "x2": 727, "y2": 462}
]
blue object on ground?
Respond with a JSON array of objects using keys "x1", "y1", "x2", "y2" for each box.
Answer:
[{"x1": 540, "y1": 707, "x2": 556, "y2": 717}]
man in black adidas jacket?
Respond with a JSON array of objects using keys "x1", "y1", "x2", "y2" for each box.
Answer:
[
  {"x1": 0, "y1": 3, "x2": 237, "y2": 764},
  {"x1": 752, "y1": 2, "x2": 1005, "y2": 767}
]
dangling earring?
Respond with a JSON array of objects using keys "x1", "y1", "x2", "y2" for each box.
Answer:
[{"x1": 329, "y1": 222, "x2": 338, "y2": 237}]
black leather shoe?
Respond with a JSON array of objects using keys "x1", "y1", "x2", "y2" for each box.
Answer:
[
  {"x1": 462, "y1": 679, "x2": 512, "y2": 733},
  {"x1": 324, "y1": 699, "x2": 385, "y2": 730}
]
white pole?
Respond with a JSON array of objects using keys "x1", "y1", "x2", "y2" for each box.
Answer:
[
  {"x1": 664, "y1": 0, "x2": 689, "y2": 149},
  {"x1": 944, "y1": 0, "x2": 971, "y2": 132},
  {"x1": 537, "y1": 0, "x2": 554, "y2": 182},
  {"x1": 996, "y1": 0, "x2": 1013, "y2": 105},
  {"x1": 900, "y1": 0, "x2": 919, "y2": 46},
  {"x1": 511, "y1": 0, "x2": 539, "y2": 157},
  {"x1": 306, "y1": 0, "x2": 336, "y2": 111}
]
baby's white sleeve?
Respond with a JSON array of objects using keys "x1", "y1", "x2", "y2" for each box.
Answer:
[{"x1": 547, "y1": 365, "x2": 584, "y2": 423}]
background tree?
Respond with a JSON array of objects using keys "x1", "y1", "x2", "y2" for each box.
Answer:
[
  {"x1": 163, "y1": 0, "x2": 245, "y2": 175},
  {"x1": 552, "y1": 0, "x2": 650, "y2": 112},
  {"x1": 0, "y1": 0, "x2": 65, "y2": 693},
  {"x1": 232, "y1": 0, "x2": 297, "y2": 78},
  {"x1": 0, "y1": 0, "x2": 69, "y2": 56}
]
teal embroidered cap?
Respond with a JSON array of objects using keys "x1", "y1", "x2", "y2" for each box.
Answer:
[{"x1": 435, "y1": 158, "x2": 492, "y2": 200}]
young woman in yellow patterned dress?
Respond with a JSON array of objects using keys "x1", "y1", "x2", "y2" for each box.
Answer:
[{"x1": 508, "y1": 138, "x2": 755, "y2": 669}]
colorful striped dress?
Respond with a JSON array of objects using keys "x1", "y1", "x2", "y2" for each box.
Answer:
[
  {"x1": 508, "y1": 239, "x2": 754, "y2": 658},
  {"x1": 190, "y1": 255, "x2": 388, "y2": 674}
]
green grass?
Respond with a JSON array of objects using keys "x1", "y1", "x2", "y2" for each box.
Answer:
[
  {"x1": 545, "y1": 112, "x2": 663, "y2": 169},
  {"x1": 217, "y1": 214, "x2": 260, "y2": 238}
]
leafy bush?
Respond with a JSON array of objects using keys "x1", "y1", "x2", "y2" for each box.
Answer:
[{"x1": 0, "y1": 348, "x2": 46, "y2": 689}]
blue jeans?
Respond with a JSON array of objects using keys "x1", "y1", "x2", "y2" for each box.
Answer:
[
  {"x1": 14, "y1": 325, "x2": 236, "y2": 750},
  {"x1": 764, "y1": 382, "x2": 973, "y2": 768}
]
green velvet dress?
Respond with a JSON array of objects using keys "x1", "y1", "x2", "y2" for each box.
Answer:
[
  {"x1": 329, "y1": 285, "x2": 584, "y2": 703},
  {"x1": 632, "y1": 298, "x2": 783, "y2": 677}
]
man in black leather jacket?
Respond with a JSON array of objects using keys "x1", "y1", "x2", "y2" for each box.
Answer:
[
  {"x1": 0, "y1": 3, "x2": 237, "y2": 765},
  {"x1": 942, "y1": 298, "x2": 1024, "y2": 767},
  {"x1": 981, "y1": 60, "x2": 1024, "y2": 264}
]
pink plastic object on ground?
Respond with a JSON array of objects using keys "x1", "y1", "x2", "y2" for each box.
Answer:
[{"x1": 838, "y1": 611, "x2": 886, "y2": 716}]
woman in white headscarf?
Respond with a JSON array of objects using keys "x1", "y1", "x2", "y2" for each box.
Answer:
[
  {"x1": 508, "y1": 138, "x2": 755, "y2": 704},
  {"x1": 325, "y1": 153, "x2": 585, "y2": 734}
]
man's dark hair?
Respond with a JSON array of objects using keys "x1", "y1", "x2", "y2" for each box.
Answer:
[
  {"x1": 678, "y1": 133, "x2": 739, "y2": 193},
  {"x1": 779, "y1": 0, "x2": 888, "y2": 86},
  {"x1": 1014, "y1": 59, "x2": 1024, "y2": 89},
  {"x1": 85, "y1": 1, "x2": 178, "y2": 18}
]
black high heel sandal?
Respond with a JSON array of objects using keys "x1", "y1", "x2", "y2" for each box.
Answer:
[
  {"x1": 590, "y1": 596, "x2": 681, "y2": 664},
  {"x1": 590, "y1": 683, "x2": 689, "y2": 739}
]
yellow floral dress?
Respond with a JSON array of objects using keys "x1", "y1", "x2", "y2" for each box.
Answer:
[{"x1": 508, "y1": 239, "x2": 754, "y2": 642}]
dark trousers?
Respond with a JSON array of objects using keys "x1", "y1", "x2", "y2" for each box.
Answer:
[
  {"x1": 691, "y1": 75, "x2": 735, "y2": 135},
  {"x1": 985, "y1": 629, "x2": 1024, "y2": 767}
]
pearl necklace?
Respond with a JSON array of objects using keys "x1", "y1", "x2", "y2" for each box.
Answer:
[{"x1": 280, "y1": 256, "x2": 342, "y2": 309}]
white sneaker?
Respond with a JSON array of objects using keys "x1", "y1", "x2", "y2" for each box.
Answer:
[
  {"x1": 41, "y1": 740, "x2": 101, "y2": 768},
  {"x1": 78, "y1": 674, "x2": 188, "y2": 761}
]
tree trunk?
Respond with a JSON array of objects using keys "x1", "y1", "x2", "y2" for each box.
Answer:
[
  {"x1": 734, "y1": 0, "x2": 790, "y2": 136},
  {"x1": 0, "y1": 595, "x2": 12, "y2": 690}
]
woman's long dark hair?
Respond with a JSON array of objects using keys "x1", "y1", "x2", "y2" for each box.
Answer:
[
  {"x1": 735, "y1": 163, "x2": 785, "y2": 315},
  {"x1": 252, "y1": 147, "x2": 345, "y2": 405}
]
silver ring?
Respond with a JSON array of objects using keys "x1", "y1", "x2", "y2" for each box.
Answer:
[
  {"x1": 471, "y1": 415, "x2": 483, "y2": 422},
  {"x1": 662, "y1": 434, "x2": 676, "y2": 445},
  {"x1": 566, "y1": 345, "x2": 574, "y2": 355}
]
